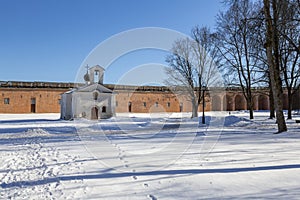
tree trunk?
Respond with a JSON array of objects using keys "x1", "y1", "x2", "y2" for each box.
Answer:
[
  {"x1": 249, "y1": 105, "x2": 254, "y2": 119},
  {"x1": 191, "y1": 97, "x2": 198, "y2": 118},
  {"x1": 248, "y1": 93, "x2": 254, "y2": 119},
  {"x1": 247, "y1": 97, "x2": 254, "y2": 119},
  {"x1": 287, "y1": 89, "x2": 293, "y2": 119},
  {"x1": 269, "y1": 87, "x2": 275, "y2": 119},
  {"x1": 263, "y1": 0, "x2": 287, "y2": 133}
]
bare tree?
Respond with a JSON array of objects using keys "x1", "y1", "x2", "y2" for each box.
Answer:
[
  {"x1": 166, "y1": 38, "x2": 198, "y2": 118},
  {"x1": 279, "y1": 0, "x2": 300, "y2": 54},
  {"x1": 165, "y1": 27, "x2": 221, "y2": 118},
  {"x1": 263, "y1": 0, "x2": 288, "y2": 133},
  {"x1": 216, "y1": 0, "x2": 263, "y2": 119},
  {"x1": 191, "y1": 26, "x2": 222, "y2": 110},
  {"x1": 248, "y1": 5, "x2": 277, "y2": 119},
  {"x1": 277, "y1": 0, "x2": 300, "y2": 119}
]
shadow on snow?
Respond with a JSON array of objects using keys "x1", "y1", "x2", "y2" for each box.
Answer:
[{"x1": 1, "y1": 163, "x2": 300, "y2": 189}]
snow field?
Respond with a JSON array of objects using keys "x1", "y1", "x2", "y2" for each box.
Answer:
[{"x1": 0, "y1": 111, "x2": 299, "y2": 199}]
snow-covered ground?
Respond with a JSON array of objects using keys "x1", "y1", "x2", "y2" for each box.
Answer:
[{"x1": 0, "y1": 111, "x2": 299, "y2": 199}]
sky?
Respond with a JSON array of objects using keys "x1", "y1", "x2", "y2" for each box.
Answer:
[{"x1": 0, "y1": 0, "x2": 224, "y2": 85}]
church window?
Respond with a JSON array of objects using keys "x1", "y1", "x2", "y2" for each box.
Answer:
[
  {"x1": 143, "y1": 102, "x2": 147, "y2": 107},
  {"x1": 167, "y1": 102, "x2": 171, "y2": 107},
  {"x1": 93, "y1": 92, "x2": 98, "y2": 100}
]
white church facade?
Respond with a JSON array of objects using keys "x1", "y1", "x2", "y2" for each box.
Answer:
[{"x1": 60, "y1": 65, "x2": 114, "y2": 120}]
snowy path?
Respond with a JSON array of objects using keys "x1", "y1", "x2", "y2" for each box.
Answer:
[
  {"x1": 0, "y1": 112, "x2": 300, "y2": 199},
  {"x1": 0, "y1": 129, "x2": 88, "y2": 199}
]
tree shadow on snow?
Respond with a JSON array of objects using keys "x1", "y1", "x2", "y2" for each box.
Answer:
[{"x1": 1, "y1": 163, "x2": 300, "y2": 189}]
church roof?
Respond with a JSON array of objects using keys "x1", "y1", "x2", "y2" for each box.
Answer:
[
  {"x1": 76, "y1": 83, "x2": 113, "y2": 93},
  {"x1": 91, "y1": 65, "x2": 105, "y2": 71}
]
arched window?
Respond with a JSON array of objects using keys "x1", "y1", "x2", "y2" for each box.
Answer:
[
  {"x1": 93, "y1": 92, "x2": 98, "y2": 100},
  {"x1": 94, "y1": 70, "x2": 99, "y2": 83}
]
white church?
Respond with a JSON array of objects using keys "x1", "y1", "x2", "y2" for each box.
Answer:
[{"x1": 60, "y1": 65, "x2": 114, "y2": 120}]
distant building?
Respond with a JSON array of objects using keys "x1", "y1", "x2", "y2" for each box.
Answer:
[
  {"x1": 60, "y1": 65, "x2": 114, "y2": 120},
  {"x1": 0, "y1": 81, "x2": 73, "y2": 113},
  {"x1": 1, "y1": 78, "x2": 299, "y2": 116}
]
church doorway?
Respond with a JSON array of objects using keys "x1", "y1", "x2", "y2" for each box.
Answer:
[{"x1": 91, "y1": 107, "x2": 99, "y2": 120}]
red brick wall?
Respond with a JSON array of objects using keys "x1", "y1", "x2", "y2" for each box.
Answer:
[
  {"x1": 115, "y1": 91, "x2": 182, "y2": 113},
  {"x1": 0, "y1": 88, "x2": 66, "y2": 113},
  {"x1": 1, "y1": 82, "x2": 298, "y2": 114},
  {"x1": 114, "y1": 91, "x2": 211, "y2": 113}
]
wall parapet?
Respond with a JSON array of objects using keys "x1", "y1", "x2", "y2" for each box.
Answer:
[
  {"x1": 0, "y1": 81, "x2": 75, "y2": 89},
  {"x1": 1, "y1": 80, "x2": 296, "y2": 92}
]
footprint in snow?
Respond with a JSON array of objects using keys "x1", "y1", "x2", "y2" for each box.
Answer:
[{"x1": 147, "y1": 194, "x2": 158, "y2": 200}]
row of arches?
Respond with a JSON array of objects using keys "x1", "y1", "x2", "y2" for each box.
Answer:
[
  {"x1": 210, "y1": 94, "x2": 270, "y2": 111},
  {"x1": 210, "y1": 93, "x2": 300, "y2": 111}
]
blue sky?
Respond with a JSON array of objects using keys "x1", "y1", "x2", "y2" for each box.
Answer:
[{"x1": 0, "y1": 0, "x2": 223, "y2": 84}]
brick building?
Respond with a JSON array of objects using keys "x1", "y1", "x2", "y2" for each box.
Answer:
[
  {"x1": 0, "y1": 81, "x2": 73, "y2": 113},
  {"x1": 0, "y1": 80, "x2": 299, "y2": 114}
]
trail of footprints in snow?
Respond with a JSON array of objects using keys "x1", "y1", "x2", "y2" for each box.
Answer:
[
  {"x1": 112, "y1": 142, "x2": 158, "y2": 200},
  {"x1": 0, "y1": 137, "x2": 86, "y2": 199}
]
